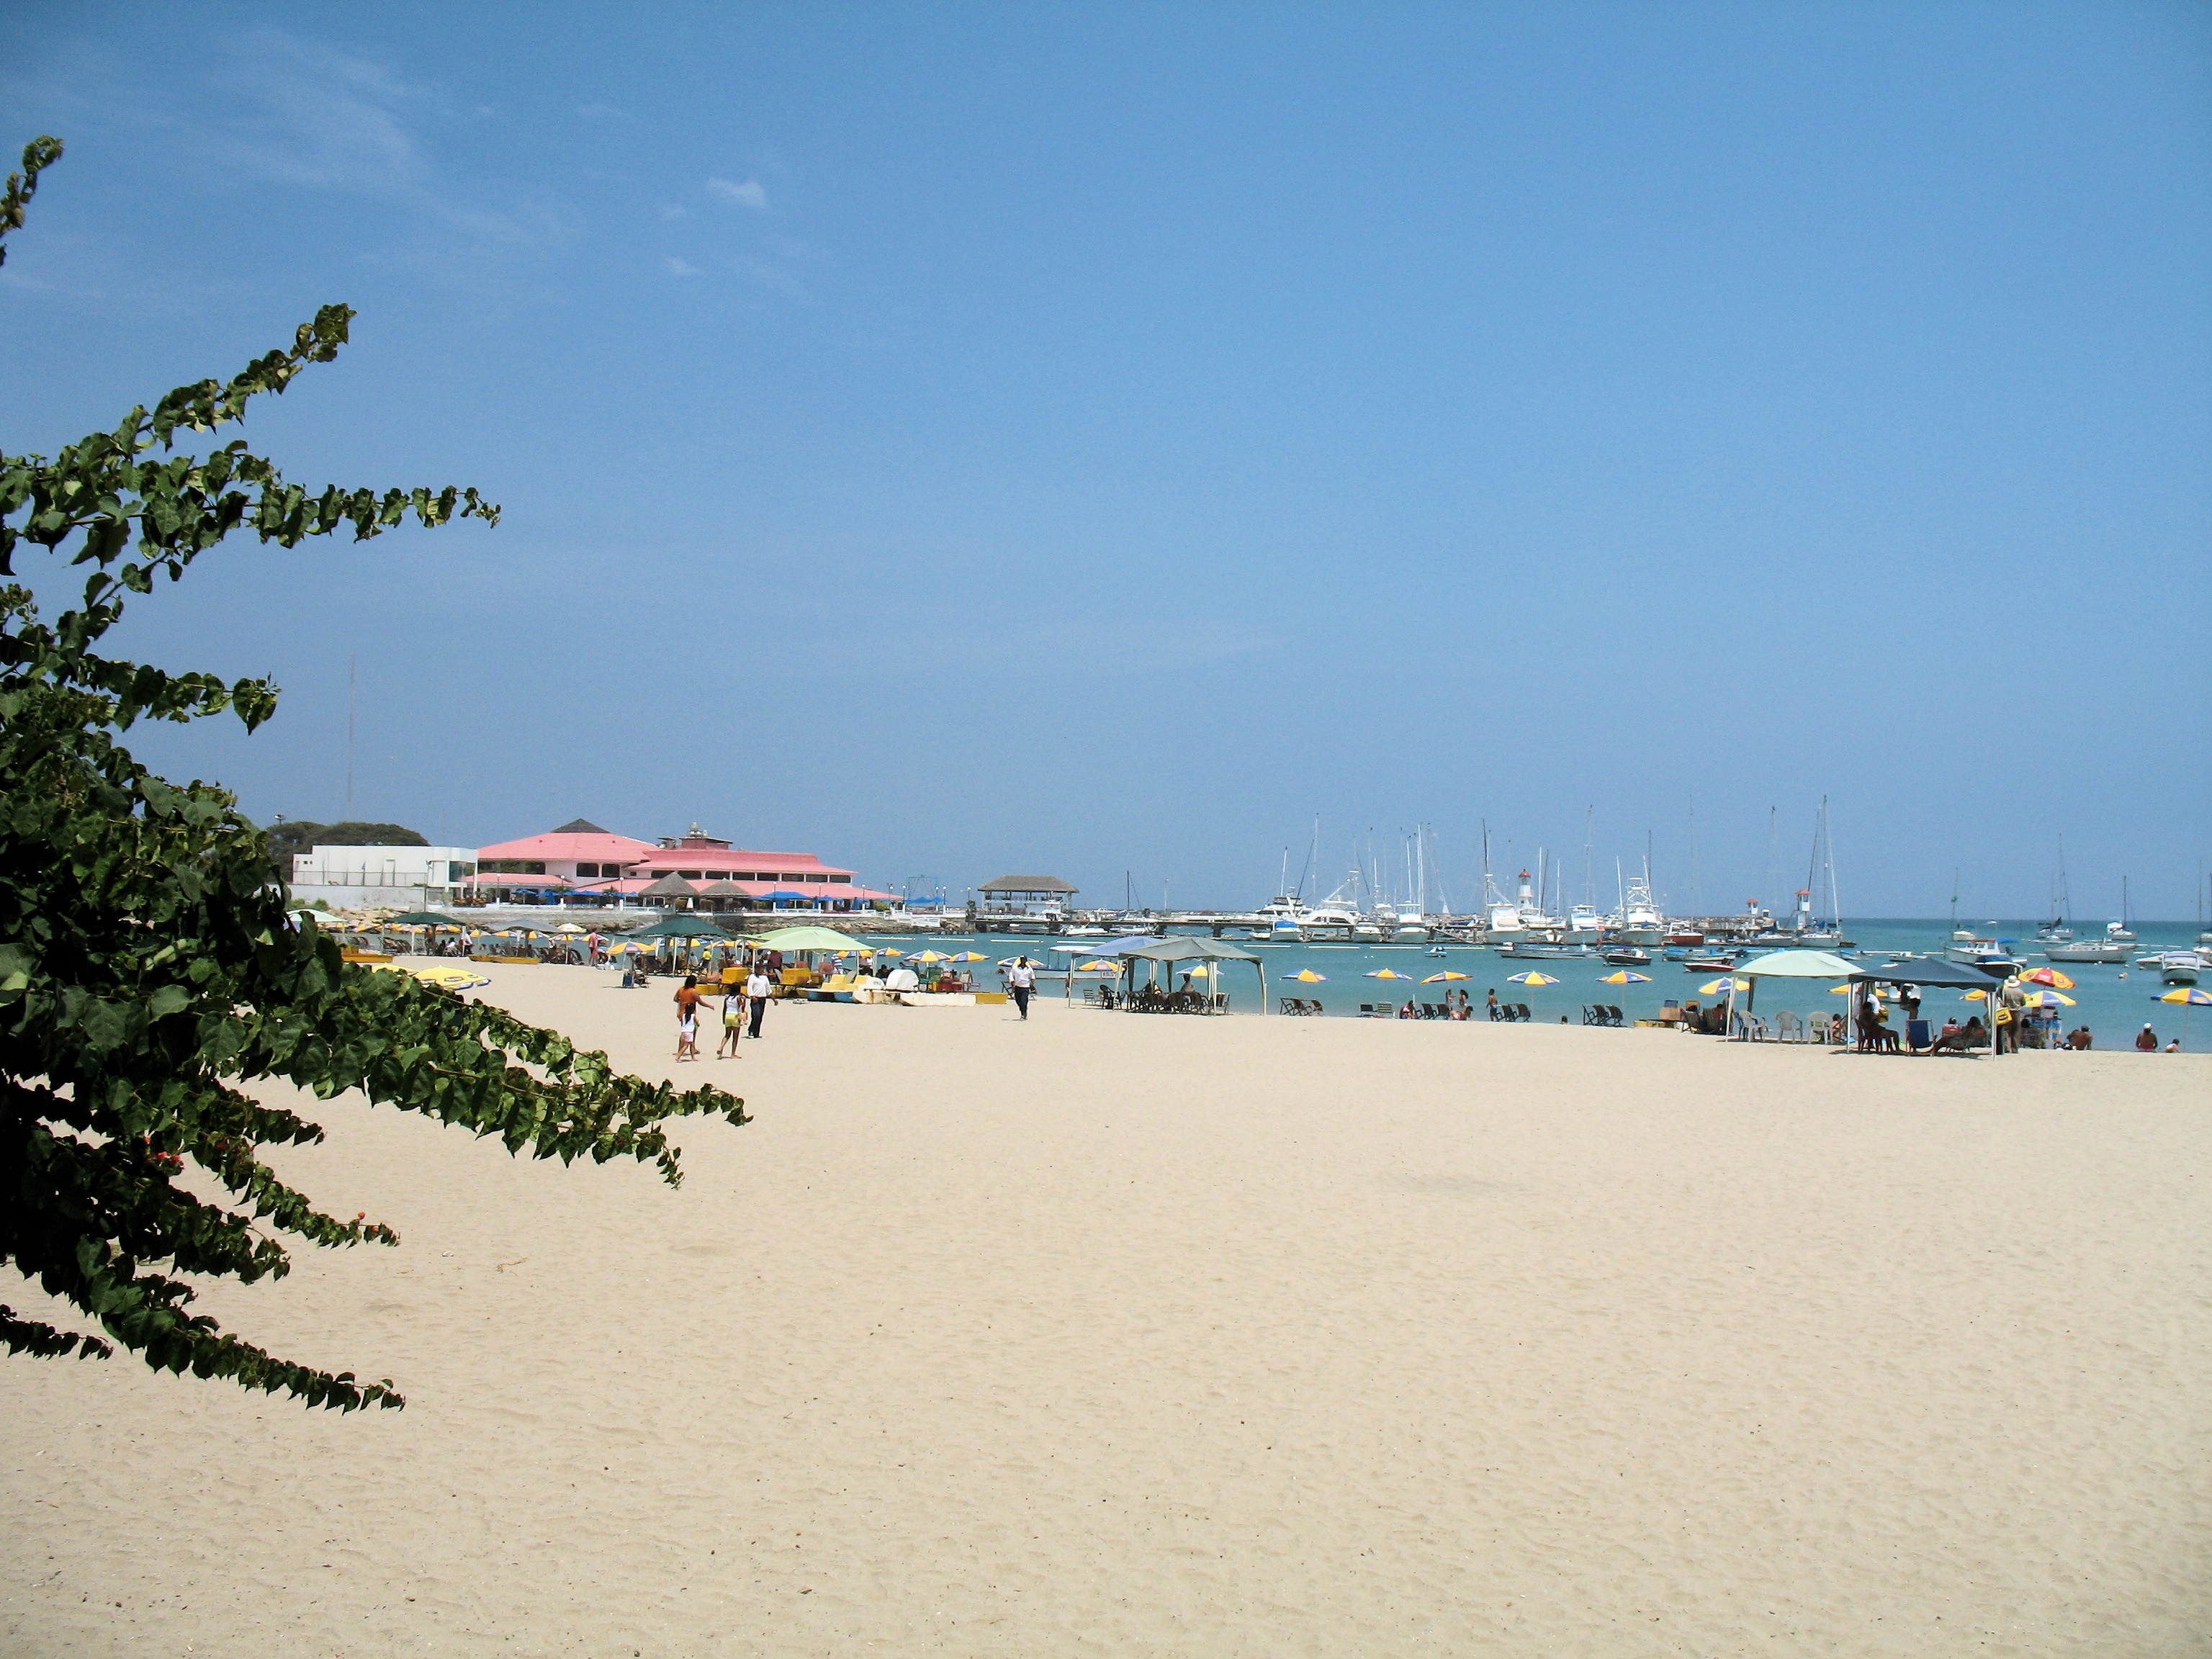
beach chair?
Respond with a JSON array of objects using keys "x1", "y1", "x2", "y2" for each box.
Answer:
[
  {"x1": 1581, "y1": 1004, "x2": 1606, "y2": 1025},
  {"x1": 1774, "y1": 1010, "x2": 1803, "y2": 1043},
  {"x1": 1303, "y1": 997, "x2": 1325, "y2": 1015},
  {"x1": 1513, "y1": 1002, "x2": 1533, "y2": 1022},
  {"x1": 1604, "y1": 1004, "x2": 1626, "y2": 1027},
  {"x1": 1733, "y1": 1010, "x2": 1771, "y2": 1041}
]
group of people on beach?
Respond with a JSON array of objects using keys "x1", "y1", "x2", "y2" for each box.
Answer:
[{"x1": 673, "y1": 963, "x2": 773, "y2": 1061}]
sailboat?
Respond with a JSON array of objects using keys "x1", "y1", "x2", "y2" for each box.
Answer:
[
  {"x1": 1478, "y1": 822, "x2": 1525, "y2": 941},
  {"x1": 1567, "y1": 808, "x2": 1605, "y2": 939},
  {"x1": 1794, "y1": 798, "x2": 1849, "y2": 947},
  {"x1": 2106, "y1": 877, "x2": 2138, "y2": 945},
  {"x1": 2035, "y1": 839, "x2": 2074, "y2": 944}
]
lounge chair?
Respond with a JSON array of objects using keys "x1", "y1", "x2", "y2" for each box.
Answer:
[
  {"x1": 1514, "y1": 1002, "x2": 1533, "y2": 1022},
  {"x1": 1581, "y1": 1004, "x2": 1607, "y2": 1025},
  {"x1": 1604, "y1": 1004, "x2": 1626, "y2": 1027}
]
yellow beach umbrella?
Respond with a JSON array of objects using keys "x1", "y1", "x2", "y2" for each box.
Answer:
[
  {"x1": 1421, "y1": 971, "x2": 1471, "y2": 984},
  {"x1": 1598, "y1": 969, "x2": 1653, "y2": 984},
  {"x1": 377, "y1": 961, "x2": 493, "y2": 991},
  {"x1": 1364, "y1": 968, "x2": 1415, "y2": 981},
  {"x1": 945, "y1": 951, "x2": 987, "y2": 963},
  {"x1": 2020, "y1": 989, "x2": 2076, "y2": 1007},
  {"x1": 1077, "y1": 959, "x2": 1119, "y2": 972},
  {"x1": 2157, "y1": 987, "x2": 2212, "y2": 1005},
  {"x1": 1507, "y1": 971, "x2": 1561, "y2": 986},
  {"x1": 907, "y1": 950, "x2": 950, "y2": 963},
  {"x1": 1698, "y1": 976, "x2": 1747, "y2": 995},
  {"x1": 1283, "y1": 968, "x2": 1328, "y2": 983}
]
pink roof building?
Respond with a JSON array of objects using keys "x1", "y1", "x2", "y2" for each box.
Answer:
[{"x1": 471, "y1": 819, "x2": 886, "y2": 909}]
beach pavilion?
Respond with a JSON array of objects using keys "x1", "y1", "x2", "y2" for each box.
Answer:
[{"x1": 1111, "y1": 935, "x2": 1267, "y2": 1014}]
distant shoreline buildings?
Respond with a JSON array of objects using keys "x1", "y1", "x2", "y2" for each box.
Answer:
[{"x1": 289, "y1": 817, "x2": 904, "y2": 913}]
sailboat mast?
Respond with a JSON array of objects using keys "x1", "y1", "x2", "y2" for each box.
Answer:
[
  {"x1": 1823, "y1": 796, "x2": 1843, "y2": 933},
  {"x1": 1688, "y1": 791, "x2": 1701, "y2": 920},
  {"x1": 1583, "y1": 806, "x2": 1595, "y2": 909}
]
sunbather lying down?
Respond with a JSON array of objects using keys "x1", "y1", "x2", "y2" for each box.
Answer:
[{"x1": 1928, "y1": 1018, "x2": 1986, "y2": 1053}]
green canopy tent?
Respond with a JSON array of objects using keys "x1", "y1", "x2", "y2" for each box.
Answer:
[
  {"x1": 1722, "y1": 948, "x2": 1860, "y2": 1038},
  {"x1": 1112, "y1": 935, "x2": 1267, "y2": 1015},
  {"x1": 627, "y1": 914, "x2": 735, "y2": 940},
  {"x1": 755, "y1": 925, "x2": 870, "y2": 953}
]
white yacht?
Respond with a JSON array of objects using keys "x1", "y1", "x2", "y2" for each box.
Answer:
[
  {"x1": 1298, "y1": 894, "x2": 1357, "y2": 942},
  {"x1": 2046, "y1": 937, "x2": 2128, "y2": 964},
  {"x1": 2136, "y1": 951, "x2": 2203, "y2": 986},
  {"x1": 1947, "y1": 935, "x2": 2023, "y2": 971},
  {"x1": 1609, "y1": 867, "x2": 1665, "y2": 947}
]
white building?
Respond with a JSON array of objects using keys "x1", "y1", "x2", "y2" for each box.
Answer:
[{"x1": 291, "y1": 845, "x2": 477, "y2": 910}]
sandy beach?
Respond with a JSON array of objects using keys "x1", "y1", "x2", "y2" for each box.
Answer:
[{"x1": 4, "y1": 966, "x2": 2208, "y2": 1656}]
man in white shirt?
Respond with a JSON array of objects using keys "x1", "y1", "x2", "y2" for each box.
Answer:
[
  {"x1": 744, "y1": 966, "x2": 772, "y2": 1040},
  {"x1": 1005, "y1": 956, "x2": 1037, "y2": 1020}
]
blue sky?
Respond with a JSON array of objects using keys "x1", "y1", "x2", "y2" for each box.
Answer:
[{"x1": 4, "y1": 3, "x2": 2207, "y2": 916}]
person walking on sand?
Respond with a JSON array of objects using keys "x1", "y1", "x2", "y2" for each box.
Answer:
[
  {"x1": 716, "y1": 980, "x2": 745, "y2": 1058},
  {"x1": 674, "y1": 974, "x2": 703, "y2": 1061},
  {"x1": 1006, "y1": 956, "x2": 1037, "y2": 1020},
  {"x1": 745, "y1": 963, "x2": 772, "y2": 1040},
  {"x1": 1485, "y1": 988, "x2": 1501, "y2": 1021}
]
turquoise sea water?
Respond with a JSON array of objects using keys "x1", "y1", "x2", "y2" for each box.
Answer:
[{"x1": 864, "y1": 918, "x2": 2211, "y2": 1050}]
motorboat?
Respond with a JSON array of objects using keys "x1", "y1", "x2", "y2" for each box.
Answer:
[
  {"x1": 1498, "y1": 940, "x2": 1596, "y2": 960},
  {"x1": 1947, "y1": 936, "x2": 2023, "y2": 972},
  {"x1": 1602, "y1": 946, "x2": 1653, "y2": 966},
  {"x1": 2144, "y1": 952, "x2": 2204, "y2": 986},
  {"x1": 1609, "y1": 865, "x2": 1666, "y2": 946},
  {"x1": 1682, "y1": 952, "x2": 1740, "y2": 972}
]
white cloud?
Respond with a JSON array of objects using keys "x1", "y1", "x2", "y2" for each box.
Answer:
[
  {"x1": 707, "y1": 177, "x2": 768, "y2": 210},
  {"x1": 665, "y1": 257, "x2": 699, "y2": 277},
  {"x1": 661, "y1": 204, "x2": 687, "y2": 220}
]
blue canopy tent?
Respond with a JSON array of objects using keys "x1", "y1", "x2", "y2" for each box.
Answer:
[{"x1": 1111, "y1": 935, "x2": 1267, "y2": 1015}]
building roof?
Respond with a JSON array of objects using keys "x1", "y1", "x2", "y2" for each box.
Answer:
[
  {"x1": 639, "y1": 873, "x2": 701, "y2": 897},
  {"x1": 551, "y1": 818, "x2": 613, "y2": 835},
  {"x1": 479, "y1": 827, "x2": 657, "y2": 863},
  {"x1": 979, "y1": 874, "x2": 1079, "y2": 895}
]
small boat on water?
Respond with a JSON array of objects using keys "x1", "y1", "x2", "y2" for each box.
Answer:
[
  {"x1": 2141, "y1": 952, "x2": 2204, "y2": 986},
  {"x1": 1948, "y1": 935, "x2": 2023, "y2": 972},
  {"x1": 2047, "y1": 938, "x2": 2128, "y2": 964},
  {"x1": 1498, "y1": 940, "x2": 1596, "y2": 960},
  {"x1": 1682, "y1": 952, "x2": 1740, "y2": 972},
  {"x1": 1602, "y1": 946, "x2": 1653, "y2": 966}
]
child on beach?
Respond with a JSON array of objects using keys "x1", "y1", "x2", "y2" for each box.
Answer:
[
  {"x1": 675, "y1": 975, "x2": 703, "y2": 1061},
  {"x1": 717, "y1": 983, "x2": 745, "y2": 1058}
]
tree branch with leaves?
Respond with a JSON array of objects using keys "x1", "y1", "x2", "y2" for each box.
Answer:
[{"x1": 0, "y1": 136, "x2": 747, "y2": 1410}]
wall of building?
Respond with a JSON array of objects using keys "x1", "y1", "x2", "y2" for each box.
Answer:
[
  {"x1": 292, "y1": 845, "x2": 477, "y2": 891},
  {"x1": 291, "y1": 884, "x2": 444, "y2": 912}
]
